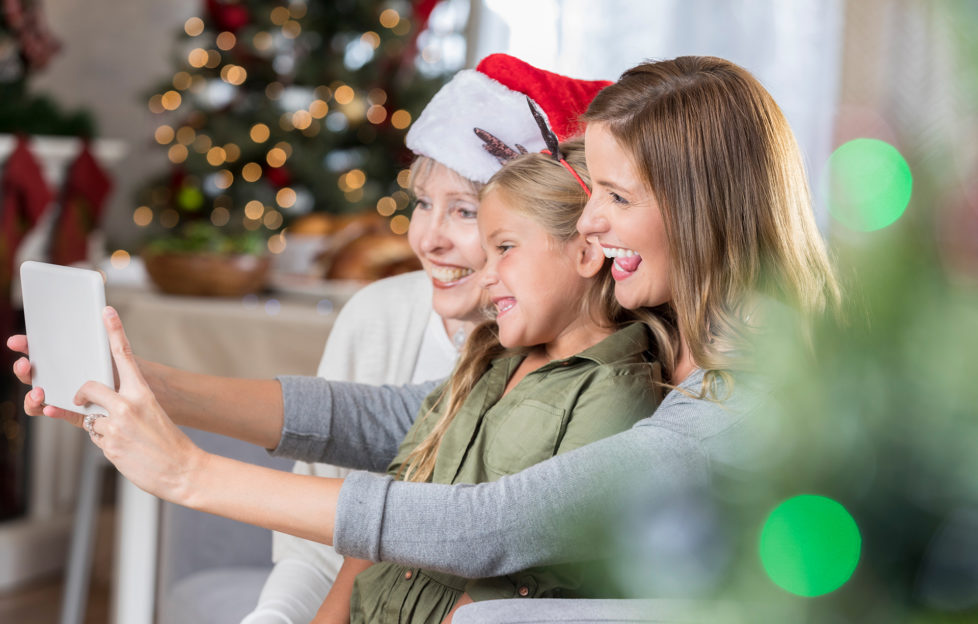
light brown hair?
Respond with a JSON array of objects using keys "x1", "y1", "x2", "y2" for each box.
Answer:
[{"x1": 582, "y1": 56, "x2": 841, "y2": 390}]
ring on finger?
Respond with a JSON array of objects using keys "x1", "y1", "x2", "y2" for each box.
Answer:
[{"x1": 83, "y1": 413, "x2": 105, "y2": 439}]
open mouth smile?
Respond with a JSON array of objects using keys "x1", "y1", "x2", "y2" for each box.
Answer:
[
  {"x1": 601, "y1": 245, "x2": 642, "y2": 280},
  {"x1": 430, "y1": 265, "x2": 475, "y2": 286},
  {"x1": 492, "y1": 296, "x2": 516, "y2": 317}
]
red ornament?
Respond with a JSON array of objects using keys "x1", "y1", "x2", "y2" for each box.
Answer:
[
  {"x1": 205, "y1": 0, "x2": 250, "y2": 34},
  {"x1": 263, "y1": 164, "x2": 292, "y2": 189}
]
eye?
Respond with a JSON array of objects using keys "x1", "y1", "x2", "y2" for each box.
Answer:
[
  {"x1": 495, "y1": 242, "x2": 513, "y2": 255},
  {"x1": 414, "y1": 198, "x2": 432, "y2": 211},
  {"x1": 609, "y1": 191, "x2": 628, "y2": 205},
  {"x1": 454, "y1": 203, "x2": 478, "y2": 219}
]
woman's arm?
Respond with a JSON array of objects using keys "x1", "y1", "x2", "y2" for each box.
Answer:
[
  {"x1": 332, "y1": 369, "x2": 765, "y2": 578},
  {"x1": 311, "y1": 557, "x2": 375, "y2": 624},
  {"x1": 8, "y1": 333, "x2": 285, "y2": 449}
]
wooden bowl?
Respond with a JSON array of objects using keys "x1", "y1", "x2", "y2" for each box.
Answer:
[{"x1": 142, "y1": 251, "x2": 270, "y2": 297}]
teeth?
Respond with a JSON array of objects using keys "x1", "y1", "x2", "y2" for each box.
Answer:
[
  {"x1": 602, "y1": 246, "x2": 637, "y2": 259},
  {"x1": 430, "y1": 266, "x2": 474, "y2": 283}
]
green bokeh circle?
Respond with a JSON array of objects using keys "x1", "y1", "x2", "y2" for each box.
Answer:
[
  {"x1": 826, "y1": 138, "x2": 913, "y2": 231},
  {"x1": 759, "y1": 495, "x2": 861, "y2": 597}
]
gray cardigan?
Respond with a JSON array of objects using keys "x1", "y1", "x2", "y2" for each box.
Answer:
[{"x1": 274, "y1": 368, "x2": 768, "y2": 579}]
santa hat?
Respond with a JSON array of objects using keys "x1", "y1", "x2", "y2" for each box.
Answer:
[{"x1": 406, "y1": 54, "x2": 611, "y2": 184}]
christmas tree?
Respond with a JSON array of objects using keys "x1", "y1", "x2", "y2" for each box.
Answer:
[{"x1": 136, "y1": 0, "x2": 461, "y2": 256}]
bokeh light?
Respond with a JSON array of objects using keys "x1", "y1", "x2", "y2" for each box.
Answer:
[
  {"x1": 133, "y1": 206, "x2": 153, "y2": 227},
  {"x1": 266, "y1": 147, "x2": 287, "y2": 168},
  {"x1": 377, "y1": 196, "x2": 397, "y2": 216},
  {"x1": 210, "y1": 206, "x2": 230, "y2": 226},
  {"x1": 216, "y1": 31, "x2": 236, "y2": 51},
  {"x1": 184, "y1": 17, "x2": 204, "y2": 37},
  {"x1": 390, "y1": 215, "x2": 410, "y2": 235},
  {"x1": 276, "y1": 187, "x2": 297, "y2": 208},
  {"x1": 250, "y1": 123, "x2": 270, "y2": 143},
  {"x1": 334, "y1": 85, "x2": 355, "y2": 105},
  {"x1": 759, "y1": 495, "x2": 861, "y2": 597},
  {"x1": 244, "y1": 200, "x2": 265, "y2": 220},
  {"x1": 391, "y1": 109, "x2": 411, "y2": 130},
  {"x1": 110, "y1": 250, "x2": 131, "y2": 269},
  {"x1": 154, "y1": 125, "x2": 174, "y2": 145},
  {"x1": 826, "y1": 138, "x2": 913, "y2": 232},
  {"x1": 241, "y1": 162, "x2": 262, "y2": 182},
  {"x1": 188, "y1": 48, "x2": 208, "y2": 68},
  {"x1": 161, "y1": 90, "x2": 182, "y2": 111},
  {"x1": 379, "y1": 8, "x2": 400, "y2": 28},
  {"x1": 396, "y1": 169, "x2": 411, "y2": 189}
]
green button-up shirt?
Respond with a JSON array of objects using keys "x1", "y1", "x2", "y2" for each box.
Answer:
[{"x1": 350, "y1": 322, "x2": 662, "y2": 624}]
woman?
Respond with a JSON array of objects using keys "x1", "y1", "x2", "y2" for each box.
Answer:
[{"x1": 10, "y1": 56, "x2": 838, "y2": 621}]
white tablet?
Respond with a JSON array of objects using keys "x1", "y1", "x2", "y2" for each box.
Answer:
[{"x1": 20, "y1": 261, "x2": 114, "y2": 415}]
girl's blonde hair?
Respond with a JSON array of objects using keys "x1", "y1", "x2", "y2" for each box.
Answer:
[
  {"x1": 582, "y1": 56, "x2": 841, "y2": 391},
  {"x1": 400, "y1": 140, "x2": 651, "y2": 482}
]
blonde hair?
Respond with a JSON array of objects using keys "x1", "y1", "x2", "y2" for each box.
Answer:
[
  {"x1": 408, "y1": 156, "x2": 482, "y2": 197},
  {"x1": 582, "y1": 56, "x2": 841, "y2": 392},
  {"x1": 400, "y1": 140, "x2": 652, "y2": 482}
]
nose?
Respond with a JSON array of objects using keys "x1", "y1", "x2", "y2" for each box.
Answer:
[
  {"x1": 417, "y1": 214, "x2": 451, "y2": 255},
  {"x1": 479, "y1": 255, "x2": 499, "y2": 289},
  {"x1": 577, "y1": 195, "x2": 609, "y2": 238}
]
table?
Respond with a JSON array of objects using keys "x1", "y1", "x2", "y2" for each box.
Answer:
[{"x1": 103, "y1": 281, "x2": 355, "y2": 624}]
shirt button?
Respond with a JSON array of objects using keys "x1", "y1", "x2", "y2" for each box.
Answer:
[
  {"x1": 404, "y1": 571, "x2": 413, "y2": 580},
  {"x1": 517, "y1": 585, "x2": 529, "y2": 597}
]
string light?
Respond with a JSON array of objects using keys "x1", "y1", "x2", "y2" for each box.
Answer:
[
  {"x1": 244, "y1": 200, "x2": 265, "y2": 220},
  {"x1": 176, "y1": 126, "x2": 196, "y2": 145},
  {"x1": 215, "y1": 170, "x2": 234, "y2": 189},
  {"x1": 282, "y1": 20, "x2": 301, "y2": 38},
  {"x1": 376, "y1": 197, "x2": 396, "y2": 216},
  {"x1": 154, "y1": 125, "x2": 175, "y2": 145},
  {"x1": 216, "y1": 31, "x2": 237, "y2": 50},
  {"x1": 133, "y1": 206, "x2": 153, "y2": 226},
  {"x1": 192, "y1": 134, "x2": 213, "y2": 153},
  {"x1": 292, "y1": 110, "x2": 313, "y2": 129},
  {"x1": 270, "y1": 6, "x2": 290, "y2": 25},
  {"x1": 334, "y1": 85, "x2": 354, "y2": 105},
  {"x1": 184, "y1": 17, "x2": 204, "y2": 37},
  {"x1": 253, "y1": 31, "x2": 273, "y2": 51},
  {"x1": 276, "y1": 187, "x2": 297, "y2": 208},
  {"x1": 264, "y1": 210, "x2": 284, "y2": 229},
  {"x1": 390, "y1": 215, "x2": 410, "y2": 235},
  {"x1": 241, "y1": 162, "x2": 263, "y2": 182},
  {"x1": 345, "y1": 169, "x2": 366, "y2": 189},
  {"x1": 172, "y1": 72, "x2": 192, "y2": 90},
  {"x1": 224, "y1": 143, "x2": 241, "y2": 162},
  {"x1": 160, "y1": 209, "x2": 180, "y2": 228},
  {"x1": 266, "y1": 147, "x2": 288, "y2": 168},
  {"x1": 210, "y1": 206, "x2": 230, "y2": 226},
  {"x1": 250, "y1": 123, "x2": 270, "y2": 143},
  {"x1": 361, "y1": 31, "x2": 381, "y2": 49},
  {"x1": 168, "y1": 144, "x2": 188, "y2": 163},
  {"x1": 391, "y1": 109, "x2": 411, "y2": 130},
  {"x1": 205, "y1": 50, "x2": 222, "y2": 68},
  {"x1": 148, "y1": 95, "x2": 165, "y2": 114},
  {"x1": 188, "y1": 48, "x2": 208, "y2": 68},
  {"x1": 161, "y1": 90, "x2": 182, "y2": 111},
  {"x1": 267, "y1": 234, "x2": 287, "y2": 254},
  {"x1": 110, "y1": 250, "x2": 131, "y2": 269},
  {"x1": 206, "y1": 147, "x2": 227, "y2": 166},
  {"x1": 366, "y1": 105, "x2": 387, "y2": 125},
  {"x1": 379, "y1": 8, "x2": 400, "y2": 28},
  {"x1": 396, "y1": 169, "x2": 411, "y2": 189},
  {"x1": 310, "y1": 99, "x2": 329, "y2": 119}
]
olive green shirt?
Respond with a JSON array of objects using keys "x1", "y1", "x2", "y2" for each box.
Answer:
[{"x1": 349, "y1": 322, "x2": 662, "y2": 624}]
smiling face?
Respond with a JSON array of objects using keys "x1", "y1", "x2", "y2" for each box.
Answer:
[
  {"x1": 408, "y1": 161, "x2": 488, "y2": 324},
  {"x1": 578, "y1": 122, "x2": 672, "y2": 311},
  {"x1": 478, "y1": 190, "x2": 599, "y2": 358}
]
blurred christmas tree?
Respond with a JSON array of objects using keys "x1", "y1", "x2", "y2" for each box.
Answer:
[{"x1": 137, "y1": 0, "x2": 466, "y2": 256}]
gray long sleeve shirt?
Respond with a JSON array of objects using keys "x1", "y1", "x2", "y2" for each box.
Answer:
[{"x1": 274, "y1": 369, "x2": 768, "y2": 579}]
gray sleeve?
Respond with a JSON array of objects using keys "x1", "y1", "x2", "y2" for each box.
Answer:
[
  {"x1": 334, "y1": 420, "x2": 710, "y2": 577},
  {"x1": 271, "y1": 376, "x2": 440, "y2": 471},
  {"x1": 333, "y1": 372, "x2": 763, "y2": 578}
]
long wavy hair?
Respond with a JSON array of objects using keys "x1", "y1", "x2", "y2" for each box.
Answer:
[
  {"x1": 399, "y1": 140, "x2": 652, "y2": 482},
  {"x1": 582, "y1": 56, "x2": 841, "y2": 393}
]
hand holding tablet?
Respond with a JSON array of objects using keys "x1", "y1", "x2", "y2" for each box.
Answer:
[{"x1": 19, "y1": 261, "x2": 115, "y2": 416}]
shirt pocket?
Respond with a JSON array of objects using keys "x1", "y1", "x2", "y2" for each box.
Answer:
[{"x1": 483, "y1": 399, "x2": 568, "y2": 476}]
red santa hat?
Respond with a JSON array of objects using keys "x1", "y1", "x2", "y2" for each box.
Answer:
[{"x1": 406, "y1": 54, "x2": 611, "y2": 184}]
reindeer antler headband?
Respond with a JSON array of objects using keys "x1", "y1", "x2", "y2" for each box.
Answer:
[{"x1": 473, "y1": 98, "x2": 591, "y2": 197}]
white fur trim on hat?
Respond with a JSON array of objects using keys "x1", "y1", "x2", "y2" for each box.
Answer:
[{"x1": 405, "y1": 69, "x2": 549, "y2": 185}]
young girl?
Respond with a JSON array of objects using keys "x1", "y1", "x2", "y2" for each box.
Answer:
[{"x1": 312, "y1": 140, "x2": 662, "y2": 624}]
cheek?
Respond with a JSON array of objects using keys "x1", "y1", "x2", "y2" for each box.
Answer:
[
  {"x1": 406, "y1": 216, "x2": 425, "y2": 257},
  {"x1": 454, "y1": 227, "x2": 487, "y2": 268}
]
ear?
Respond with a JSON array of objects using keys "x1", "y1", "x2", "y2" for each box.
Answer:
[{"x1": 575, "y1": 236, "x2": 606, "y2": 278}]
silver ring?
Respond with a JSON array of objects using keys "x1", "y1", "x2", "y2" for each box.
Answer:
[{"x1": 83, "y1": 413, "x2": 105, "y2": 439}]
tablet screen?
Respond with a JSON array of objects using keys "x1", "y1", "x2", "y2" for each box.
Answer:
[{"x1": 20, "y1": 261, "x2": 114, "y2": 415}]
